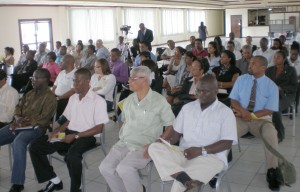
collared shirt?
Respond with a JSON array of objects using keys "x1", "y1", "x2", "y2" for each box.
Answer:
[
  {"x1": 55, "y1": 55, "x2": 64, "y2": 65},
  {"x1": 42, "y1": 62, "x2": 61, "y2": 83},
  {"x1": 115, "y1": 89, "x2": 175, "y2": 151},
  {"x1": 34, "y1": 51, "x2": 48, "y2": 66},
  {"x1": 54, "y1": 68, "x2": 76, "y2": 96},
  {"x1": 134, "y1": 51, "x2": 157, "y2": 67},
  {"x1": 205, "y1": 56, "x2": 220, "y2": 71},
  {"x1": 67, "y1": 45, "x2": 75, "y2": 55},
  {"x1": 110, "y1": 59, "x2": 129, "y2": 84},
  {"x1": 0, "y1": 84, "x2": 19, "y2": 123},
  {"x1": 14, "y1": 88, "x2": 57, "y2": 132},
  {"x1": 253, "y1": 48, "x2": 275, "y2": 67},
  {"x1": 90, "y1": 73, "x2": 116, "y2": 102},
  {"x1": 192, "y1": 48, "x2": 208, "y2": 58},
  {"x1": 236, "y1": 58, "x2": 250, "y2": 75},
  {"x1": 63, "y1": 88, "x2": 109, "y2": 134},
  {"x1": 229, "y1": 74, "x2": 279, "y2": 112},
  {"x1": 174, "y1": 99, "x2": 237, "y2": 167},
  {"x1": 117, "y1": 43, "x2": 128, "y2": 58},
  {"x1": 185, "y1": 44, "x2": 195, "y2": 52},
  {"x1": 162, "y1": 48, "x2": 176, "y2": 58},
  {"x1": 80, "y1": 54, "x2": 97, "y2": 69},
  {"x1": 96, "y1": 47, "x2": 110, "y2": 60},
  {"x1": 225, "y1": 39, "x2": 241, "y2": 51}
]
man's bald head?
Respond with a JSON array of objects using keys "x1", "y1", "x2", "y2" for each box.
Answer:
[{"x1": 61, "y1": 54, "x2": 75, "y2": 70}]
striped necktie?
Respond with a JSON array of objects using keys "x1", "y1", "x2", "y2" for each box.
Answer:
[{"x1": 247, "y1": 79, "x2": 257, "y2": 112}]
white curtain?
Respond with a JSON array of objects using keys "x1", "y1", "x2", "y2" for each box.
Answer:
[
  {"x1": 188, "y1": 10, "x2": 206, "y2": 32},
  {"x1": 162, "y1": 9, "x2": 184, "y2": 36},
  {"x1": 122, "y1": 8, "x2": 154, "y2": 40},
  {"x1": 69, "y1": 8, "x2": 115, "y2": 44}
]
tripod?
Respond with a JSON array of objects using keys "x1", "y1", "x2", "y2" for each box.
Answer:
[{"x1": 120, "y1": 30, "x2": 134, "y2": 67}]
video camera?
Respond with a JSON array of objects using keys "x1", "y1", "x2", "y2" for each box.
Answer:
[{"x1": 120, "y1": 25, "x2": 131, "y2": 35}]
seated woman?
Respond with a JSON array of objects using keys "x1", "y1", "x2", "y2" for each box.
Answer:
[
  {"x1": 90, "y1": 58, "x2": 116, "y2": 112},
  {"x1": 271, "y1": 38, "x2": 288, "y2": 57},
  {"x1": 162, "y1": 46, "x2": 186, "y2": 91},
  {"x1": 212, "y1": 50, "x2": 241, "y2": 103},
  {"x1": 72, "y1": 43, "x2": 84, "y2": 68},
  {"x1": 169, "y1": 58, "x2": 209, "y2": 116},
  {"x1": 141, "y1": 59, "x2": 163, "y2": 94},
  {"x1": 266, "y1": 50, "x2": 298, "y2": 142},
  {"x1": 42, "y1": 51, "x2": 61, "y2": 86},
  {"x1": 205, "y1": 41, "x2": 220, "y2": 71}
]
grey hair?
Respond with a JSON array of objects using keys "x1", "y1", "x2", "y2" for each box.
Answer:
[
  {"x1": 131, "y1": 66, "x2": 152, "y2": 85},
  {"x1": 242, "y1": 44, "x2": 252, "y2": 53}
]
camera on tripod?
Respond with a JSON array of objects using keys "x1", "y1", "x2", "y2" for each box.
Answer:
[{"x1": 120, "y1": 25, "x2": 131, "y2": 35}]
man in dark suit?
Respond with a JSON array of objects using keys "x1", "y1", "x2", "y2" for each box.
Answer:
[{"x1": 137, "y1": 23, "x2": 154, "y2": 51}]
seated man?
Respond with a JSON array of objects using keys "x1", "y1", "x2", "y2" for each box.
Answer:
[
  {"x1": 30, "y1": 68, "x2": 109, "y2": 192},
  {"x1": 227, "y1": 41, "x2": 242, "y2": 60},
  {"x1": 0, "y1": 68, "x2": 57, "y2": 192},
  {"x1": 55, "y1": 45, "x2": 67, "y2": 66},
  {"x1": 185, "y1": 36, "x2": 196, "y2": 52},
  {"x1": 0, "y1": 70, "x2": 19, "y2": 128},
  {"x1": 134, "y1": 41, "x2": 157, "y2": 67},
  {"x1": 99, "y1": 66, "x2": 175, "y2": 192},
  {"x1": 191, "y1": 38, "x2": 208, "y2": 58},
  {"x1": 149, "y1": 74, "x2": 237, "y2": 192},
  {"x1": 253, "y1": 37, "x2": 275, "y2": 67},
  {"x1": 160, "y1": 40, "x2": 176, "y2": 64},
  {"x1": 229, "y1": 56, "x2": 281, "y2": 191},
  {"x1": 52, "y1": 54, "x2": 76, "y2": 118},
  {"x1": 110, "y1": 48, "x2": 129, "y2": 85},
  {"x1": 34, "y1": 42, "x2": 48, "y2": 67}
]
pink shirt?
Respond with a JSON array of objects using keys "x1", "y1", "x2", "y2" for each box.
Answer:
[
  {"x1": 42, "y1": 62, "x2": 61, "y2": 83},
  {"x1": 192, "y1": 48, "x2": 208, "y2": 58}
]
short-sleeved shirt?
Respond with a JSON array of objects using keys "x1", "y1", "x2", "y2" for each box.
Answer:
[
  {"x1": 54, "y1": 68, "x2": 76, "y2": 96},
  {"x1": 174, "y1": 99, "x2": 237, "y2": 167},
  {"x1": 192, "y1": 48, "x2": 208, "y2": 58},
  {"x1": 253, "y1": 48, "x2": 275, "y2": 67},
  {"x1": 0, "y1": 84, "x2": 19, "y2": 123},
  {"x1": 115, "y1": 89, "x2": 175, "y2": 151},
  {"x1": 236, "y1": 58, "x2": 250, "y2": 75},
  {"x1": 229, "y1": 74, "x2": 279, "y2": 113},
  {"x1": 42, "y1": 62, "x2": 61, "y2": 83},
  {"x1": 63, "y1": 88, "x2": 109, "y2": 134}
]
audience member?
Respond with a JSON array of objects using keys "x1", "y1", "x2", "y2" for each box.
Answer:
[
  {"x1": 226, "y1": 32, "x2": 241, "y2": 51},
  {"x1": 129, "y1": 38, "x2": 140, "y2": 62},
  {"x1": 191, "y1": 38, "x2": 208, "y2": 58},
  {"x1": 253, "y1": 37, "x2": 275, "y2": 67},
  {"x1": 205, "y1": 41, "x2": 220, "y2": 71},
  {"x1": 137, "y1": 23, "x2": 154, "y2": 51},
  {"x1": 161, "y1": 40, "x2": 176, "y2": 63},
  {"x1": 279, "y1": 35, "x2": 289, "y2": 53},
  {"x1": 100, "y1": 66, "x2": 175, "y2": 192},
  {"x1": 134, "y1": 41, "x2": 156, "y2": 67},
  {"x1": 2, "y1": 47, "x2": 15, "y2": 75},
  {"x1": 236, "y1": 45, "x2": 252, "y2": 74},
  {"x1": 91, "y1": 59, "x2": 116, "y2": 111},
  {"x1": 185, "y1": 36, "x2": 196, "y2": 51},
  {"x1": 289, "y1": 42, "x2": 300, "y2": 112},
  {"x1": 0, "y1": 68, "x2": 57, "y2": 192},
  {"x1": 34, "y1": 43, "x2": 48, "y2": 67},
  {"x1": 11, "y1": 50, "x2": 37, "y2": 92},
  {"x1": 55, "y1": 45, "x2": 67, "y2": 65},
  {"x1": 149, "y1": 74, "x2": 237, "y2": 192},
  {"x1": 88, "y1": 39, "x2": 93, "y2": 46},
  {"x1": 266, "y1": 50, "x2": 298, "y2": 142},
  {"x1": 198, "y1": 21, "x2": 208, "y2": 47},
  {"x1": 230, "y1": 55, "x2": 281, "y2": 191},
  {"x1": 271, "y1": 38, "x2": 288, "y2": 57},
  {"x1": 116, "y1": 36, "x2": 128, "y2": 62},
  {"x1": 214, "y1": 36, "x2": 225, "y2": 53},
  {"x1": 72, "y1": 43, "x2": 84, "y2": 68},
  {"x1": 0, "y1": 70, "x2": 18, "y2": 128},
  {"x1": 42, "y1": 52, "x2": 61, "y2": 86},
  {"x1": 52, "y1": 54, "x2": 76, "y2": 118},
  {"x1": 53, "y1": 41, "x2": 62, "y2": 57},
  {"x1": 226, "y1": 40, "x2": 242, "y2": 60},
  {"x1": 80, "y1": 45, "x2": 97, "y2": 71},
  {"x1": 95, "y1": 39, "x2": 110, "y2": 60},
  {"x1": 141, "y1": 59, "x2": 163, "y2": 94},
  {"x1": 245, "y1": 36, "x2": 257, "y2": 53},
  {"x1": 30, "y1": 68, "x2": 109, "y2": 192},
  {"x1": 174, "y1": 51, "x2": 195, "y2": 87},
  {"x1": 15, "y1": 44, "x2": 29, "y2": 69},
  {"x1": 66, "y1": 38, "x2": 75, "y2": 54},
  {"x1": 110, "y1": 48, "x2": 129, "y2": 85}
]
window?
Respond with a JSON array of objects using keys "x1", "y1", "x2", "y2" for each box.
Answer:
[
  {"x1": 19, "y1": 19, "x2": 53, "y2": 51},
  {"x1": 187, "y1": 10, "x2": 206, "y2": 32},
  {"x1": 122, "y1": 8, "x2": 155, "y2": 40},
  {"x1": 162, "y1": 9, "x2": 184, "y2": 36},
  {"x1": 69, "y1": 8, "x2": 115, "y2": 43}
]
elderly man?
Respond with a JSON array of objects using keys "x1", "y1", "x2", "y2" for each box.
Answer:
[
  {"x1": 236, "y1": 45, "x2": 252, "y2": 74},
  {"x1": 253, "y1": 37, "x2": 275, "y2": 67},
  {"x1": 96, "y1": 39, "x2": 110, "y2": 60},
  {"x1": 0, "y1": 68, "x2": 57, "y2": 192},
  {"x1": 52, "y1": 54, "x2": 76, "y2": 118},
  {"x1": 100, "y1": 66, "x2": 175, "y2": 192},
  {"x1": 134, "y1": 41, "x2": 157, "y2": 67},
  {"x1": 148, "y1": 74, "x2": 237, "y2": 192},
  {"x1": 34, "y1": 43, "x2": 48, "y2": 66},
  {"x1": 30, "y1": 68, "x2": 109, "y2": 192},
  {"x1": 185, "y1": 36, "x2": 196, "y2": 52},
  {"x1": 0, "y1": 70, "x2": 19, "y2": 128},
  {"x1": 230, "y1": 56, "x2": 281, "y2": 191},
  {"x1": 66, "y1": 38, "x2": 75, "y2": 55},
  {"x1": 137, "y1": 23, "x2": 154, "y2": 51},
  {"x1": 192, "y1": 39, "x2": 208, "y2": 58}
]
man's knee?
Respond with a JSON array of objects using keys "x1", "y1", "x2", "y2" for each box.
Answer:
[
  {"x1": 115, "y1": 161, "x2": 134, "y2": 178},
  {"x1": 261, "y1": 123, "x2": 277, "y2": 139},
  {"x1": 148, "y1": 142, "x2": 164, "y2": 157},
  {"x1": 99, "y1": 157, "x2": 114, "y2": 176}
]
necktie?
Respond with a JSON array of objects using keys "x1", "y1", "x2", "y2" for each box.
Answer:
[{"x1": 247, "y1": 79, "x2": 257, "y2": 112}]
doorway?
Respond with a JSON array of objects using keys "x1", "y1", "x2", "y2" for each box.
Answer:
[{"x1": 231, "y1": 15, "x2": 242, "y2": 38}]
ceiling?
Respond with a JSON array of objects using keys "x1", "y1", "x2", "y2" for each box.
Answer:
[{"x1": 0, "y1": 0, "x2": 299, "y2": 9}]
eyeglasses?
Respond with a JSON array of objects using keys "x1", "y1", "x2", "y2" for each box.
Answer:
[
  {"x1": 29, "y1": 76, "x2": 44, "y2": 81},
  {"x1": 128, "y1": 77, "x2": 145, "y2": 81}
]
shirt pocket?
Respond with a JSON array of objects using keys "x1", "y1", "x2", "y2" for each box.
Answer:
[{"x1": 202, "y1": 121, "x2": 221, "y2": 141}]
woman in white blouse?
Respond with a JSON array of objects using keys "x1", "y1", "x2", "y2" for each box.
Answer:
[{"x1": 90, "y1": 59, "x2": 116, "y2": 111}]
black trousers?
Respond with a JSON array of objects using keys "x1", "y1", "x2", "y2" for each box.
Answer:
[
  {"x1": 29, "y1": 130, "x2": 96, "y2": 192},
  {"x1": 56, "y1": 98, "x2": 69, "y2": 120}
]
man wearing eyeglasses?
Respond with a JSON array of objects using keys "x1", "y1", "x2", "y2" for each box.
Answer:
[
  {"x1": 0, "y1": 68, "x2": 57, "y2": 192},
  {"x1": 100, "y1": 66, "x2": 175, "y2": 192}
]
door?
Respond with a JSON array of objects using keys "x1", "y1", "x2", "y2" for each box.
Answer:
[{"x1": 231, "y1": 15, "x2": 242, "y2": 38}]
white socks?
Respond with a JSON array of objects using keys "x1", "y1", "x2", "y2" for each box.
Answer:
[{"x1": 50, "y1": 176, "x2": 61, "y2": 184}]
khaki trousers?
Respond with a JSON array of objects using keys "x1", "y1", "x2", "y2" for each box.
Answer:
[{"x1": 236, "y1": 117, "x2": 278, "y2": 168}]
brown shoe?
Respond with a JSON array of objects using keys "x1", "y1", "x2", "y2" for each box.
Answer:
[{"x1": 184, "y1": 180, "x2": 203, "y2": 192}]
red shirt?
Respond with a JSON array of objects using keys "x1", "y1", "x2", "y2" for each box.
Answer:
[
  {"x1": 192, "y1": 48, "x2": 208, "y2": 58},
  {"x1": 42, "y1": 62, "x2": 61, "y2": 83}
]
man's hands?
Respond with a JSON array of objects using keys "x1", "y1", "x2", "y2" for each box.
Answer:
[
  {"x1": 63, "y1": 134, "x2": 76, "y2": 143},
  {"x1": 232, "y1": 107, "x2": 251, "y2": 122},
  {"x1": 10, "y1": 117, "x2": 31, "y2": 132},
  {"x1": 183, "y1": 147, "x2": 201, "y2": 160},
  {"x1": 143, "y1": 144, "x2": 151, "y2": 159}
]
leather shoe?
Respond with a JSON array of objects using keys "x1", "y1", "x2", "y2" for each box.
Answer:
[
  {"x1": 184, "y1": 180, "x2": 203, "y2": 192},
  {"x1": 9, "y1": 184, "x2": 24, "y2": 192},
  {"x1": 266, "y1": 168, "x2": 281, "y2": 191},
  {"x1": 38, "y1": 181, "x2": 63, "y2": 192}
]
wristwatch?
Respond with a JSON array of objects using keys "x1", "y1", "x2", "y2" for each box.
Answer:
[
  {"x1": 201, "y1": 147, "x2": 207, "y2": 157},
  {"x1": 75, "y1": 134, "x2": 80, "y2": 139}
]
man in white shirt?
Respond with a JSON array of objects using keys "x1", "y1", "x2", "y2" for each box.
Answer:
[
  {"x1": 52, "y1": 55, "x2": 76, "y2": 118},
  {"x1": 226, "y1": 32, "x2": 241, "y2": 51},
  {"x1": 66, "y1": 38, "x2": 75, "y2": 55},
  {"x1": 227, "y1": 41, "x2": 242, "y2": 60},
  {"x1": 116, "y1": 36, "x2": 128, "y2": 62},
  {"x1": 30, "y1": 68, "x2": 109, "y2": 192},
  {"x1": 34, "y1": 43, "x2": 48, "y2": 67},
  {"x1": 149, "y1": 74, "x2": 237, "y2": 192},
  {"x1": 253, "y1": 37, "x2": 275, "y2": 67},
  {"x1": 160, "y1": 40, "x2": 176, "y2": 64},
  {"x1": 0, "y1": 70, "x2": 19, "y2": 128}
]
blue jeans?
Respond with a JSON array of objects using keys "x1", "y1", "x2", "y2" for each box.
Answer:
[{"x1": 0, "y1": 124, "x2": 43, "y2": 185}]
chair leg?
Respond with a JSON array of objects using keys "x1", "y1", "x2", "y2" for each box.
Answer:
[
  {"x1": 8, "y1": 144, "x2": 13, "y2": 171},
  {"x1": 293, "y1": 105, "x2": 296, "y2": 137}
]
